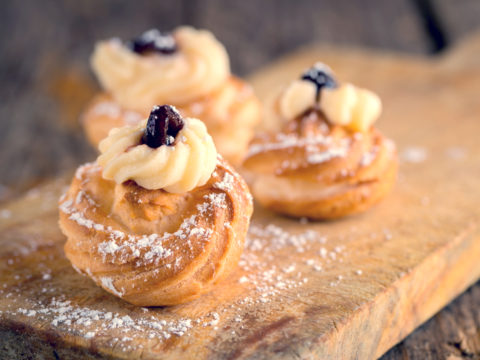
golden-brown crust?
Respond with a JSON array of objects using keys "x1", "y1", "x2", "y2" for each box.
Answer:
[
  {"x1": 58, "y1": 157, "x2": 253, "y2": 306},
  {"x1": 254, "y1": 156, "x2": 397, "y2": 220},
  {"x1": 81, "y1": 76, "x2": 261, "y2": 165},
  {"x1": 82, "y1": 94, "x2": 138, "y2": 148},
  {"x1": 242, "y1": 110, "x2": 397, "y2": 219}
]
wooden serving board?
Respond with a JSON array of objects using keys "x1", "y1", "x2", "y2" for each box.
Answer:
[{"x1": 1, "y1": 34, "x2": 480, "y2": 360}]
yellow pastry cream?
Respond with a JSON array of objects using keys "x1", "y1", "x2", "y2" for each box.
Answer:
[
  {"x1": 272, "y1": 62, "x2": 382, "y2": 133},
  {"x1": 97, "y1": 105, "x2": 217, "y2": 193},
  {"x1": 91, "y1": 27, "x2": 230, "y2": 113}
]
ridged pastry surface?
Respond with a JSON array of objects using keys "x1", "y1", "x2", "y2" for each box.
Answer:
[
  {"x1": 243, "y1": 110, "x2": 397, "y2": 219},
  {"x1": 58, "y1": 157, "x2": 253, "y2": 306}
]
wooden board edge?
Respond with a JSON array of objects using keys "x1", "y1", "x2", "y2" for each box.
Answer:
[{"x1": 323, "y1": 222, "x2": 480, "y2": 360}]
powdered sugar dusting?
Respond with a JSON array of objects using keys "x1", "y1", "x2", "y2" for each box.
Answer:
[
  {"x1": 13, "y1": 298, "x2": 194, "y2": 342},
  {"x1": 90, "y1": 101, "x2": 142, "y2": 126},
  {"x1": 401, "y1": 146, "x2": 427, "y2": 163},
  {"x1": 75, "y1": 162, "x2": 101, "y2": 181},
  {"x1": 231, "y1": 223, "x2": 345, "y2": 306},
  {"x1": 59, "y1": 163, "x2": 233, "y2": 267},
  {"x1": 360, "y1": 146, "x2": 378, "y2": 167},
  {"x1": 445, "y1": 146, "x2": 467, "y2": 160},
  {"x1": 307, "y1": 147, "x2": 347, "y2": 164},
  {"x1": 247, "y1": 128, "x2": 354, "y2": 168},
  {"x1": 100, "y1": 277, "x2": 124, "y2": 297},
  {"x1": 91, "y1": 101, "x2": 122, "y2": 118},
  {"x1": 0, "y1": 165, "x2": 378, "y2": 355},
  {"x1": 214, "y1": 172, "x2": 235, "y2": 192},
  {"x1": 247, "y1": 133, "x2": 332, "y2": 157},
  {"x1": 0, "y1": 210, "x2": 370, "y2": 354},
  {"x1": 0, "y1": 209, "x2": 11, "y2": 219}
]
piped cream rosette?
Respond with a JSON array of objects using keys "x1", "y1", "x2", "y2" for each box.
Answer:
[
  {"x1": 84, "y1": 26, "x2": 261, "y2": 165},
  {"x1": 97, "y1": 117, "x2": 217, "y2": 193},
  {"x1": 91, "y1": 26, "x2": 230, "y2": 112},
  {"x1": 266, "y1": 63, "x2": 382, "y2": 133}
]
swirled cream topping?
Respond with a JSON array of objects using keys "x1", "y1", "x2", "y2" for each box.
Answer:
[
  {"x1": 321, "y1": 83, "x2": 382, "y2": 132},
  {"x1": 97, "y1": 111, "x2": 217, "y2": 193},
  {"x1": 277, "y1": 63, "x2": 382, "y2": 132},
  {"x1": 279, "y1": 80, "x2": 317, "y2": 120},
  {"x1": 91, "y1": 26, "x2": 230, "y2": 112}
]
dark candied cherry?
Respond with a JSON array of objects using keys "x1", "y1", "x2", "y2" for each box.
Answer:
[
  {"x1": 128, "y1": 29, "x2": 177, "y2": 55},
  {"x1": 301, "y1": 63, "x2": 337, "y2": 99},
  {"x1": 141, "y1": 105, "x2": 185, "y2": 148}
]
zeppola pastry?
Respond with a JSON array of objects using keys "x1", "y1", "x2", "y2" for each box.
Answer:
[
  {"x1": 83, "y1": 27, "x2": 261, "y2": 165},
  {"x1": 60, "y1": 105, "x2": 253, "y2": 306},
  {"x1": 242, "y1": 63, "x2": 397, "y2": 219}
]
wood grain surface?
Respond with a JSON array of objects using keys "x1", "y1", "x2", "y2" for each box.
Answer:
[{"x1": 1, "y1": 31, "x2": 480, "y2": 359}]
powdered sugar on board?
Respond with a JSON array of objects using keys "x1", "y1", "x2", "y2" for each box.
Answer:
[
  {"x1": 0, "y1": 214, "x2": 374, "y2": 351},
  {"x1": 400, "y1": 146, "x2": 428, "y2": 163},
  {"x1": 0, "y1": 209, "x2": 368, "y2": 353},
  {"x1": 13, "y1": 298, "x2": 194, "y2": 342},
  {"x1": 0, "y1": 180, "x2": 399, "y2": 355}
]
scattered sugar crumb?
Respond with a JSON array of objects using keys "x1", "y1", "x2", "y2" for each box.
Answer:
[
  {"x1": 0, "y1": 209, "x2": 11, "y2": 219},
  {"x1": 383, "y1": 229, "x2": 392, "y2": 240},
  {"x1": 85, "y1": 332, "x2": 95, "y2": 339},
  {"x1": 8, "y1": 183, "x2": 391, "y2": 351},
  {"x1": 100, "y1": 277, "x2": 123, "y2": 297},
  {"x1": 445, "y1": 146, "x2": 466, "y2": 160},
  {"x1": 400, "y1": 146, "x2": 427, "y2": 163},
  {"x1": 307, "y1": 147, "x2": 347, "y2": 165}
]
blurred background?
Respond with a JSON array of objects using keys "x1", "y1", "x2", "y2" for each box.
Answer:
[{"x1": 0, "y1": 0, "x2": 479, "y2": 195}]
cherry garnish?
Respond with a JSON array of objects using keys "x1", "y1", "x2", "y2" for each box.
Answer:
[
  {"x1": 301, "y1": 63, "x2": 337, "y2": 99},
  {"x1": 142, "y1": 105, "x2": 184, "y2": 148},
  {"x1": 128, "y1": 29, "x2": 177, "y2": 55}
]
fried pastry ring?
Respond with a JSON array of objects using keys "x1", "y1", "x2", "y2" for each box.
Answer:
[
  {"x1": 59, "y1": 157, "x2": 253, "y2": 306},
  {"x1": 243, "y1": 110, "x2": 397, "y2": 219}
]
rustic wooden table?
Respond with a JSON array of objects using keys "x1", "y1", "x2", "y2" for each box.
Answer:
[{"x1": 1, "y1": 1, "x2": 480, "y2": 358}]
